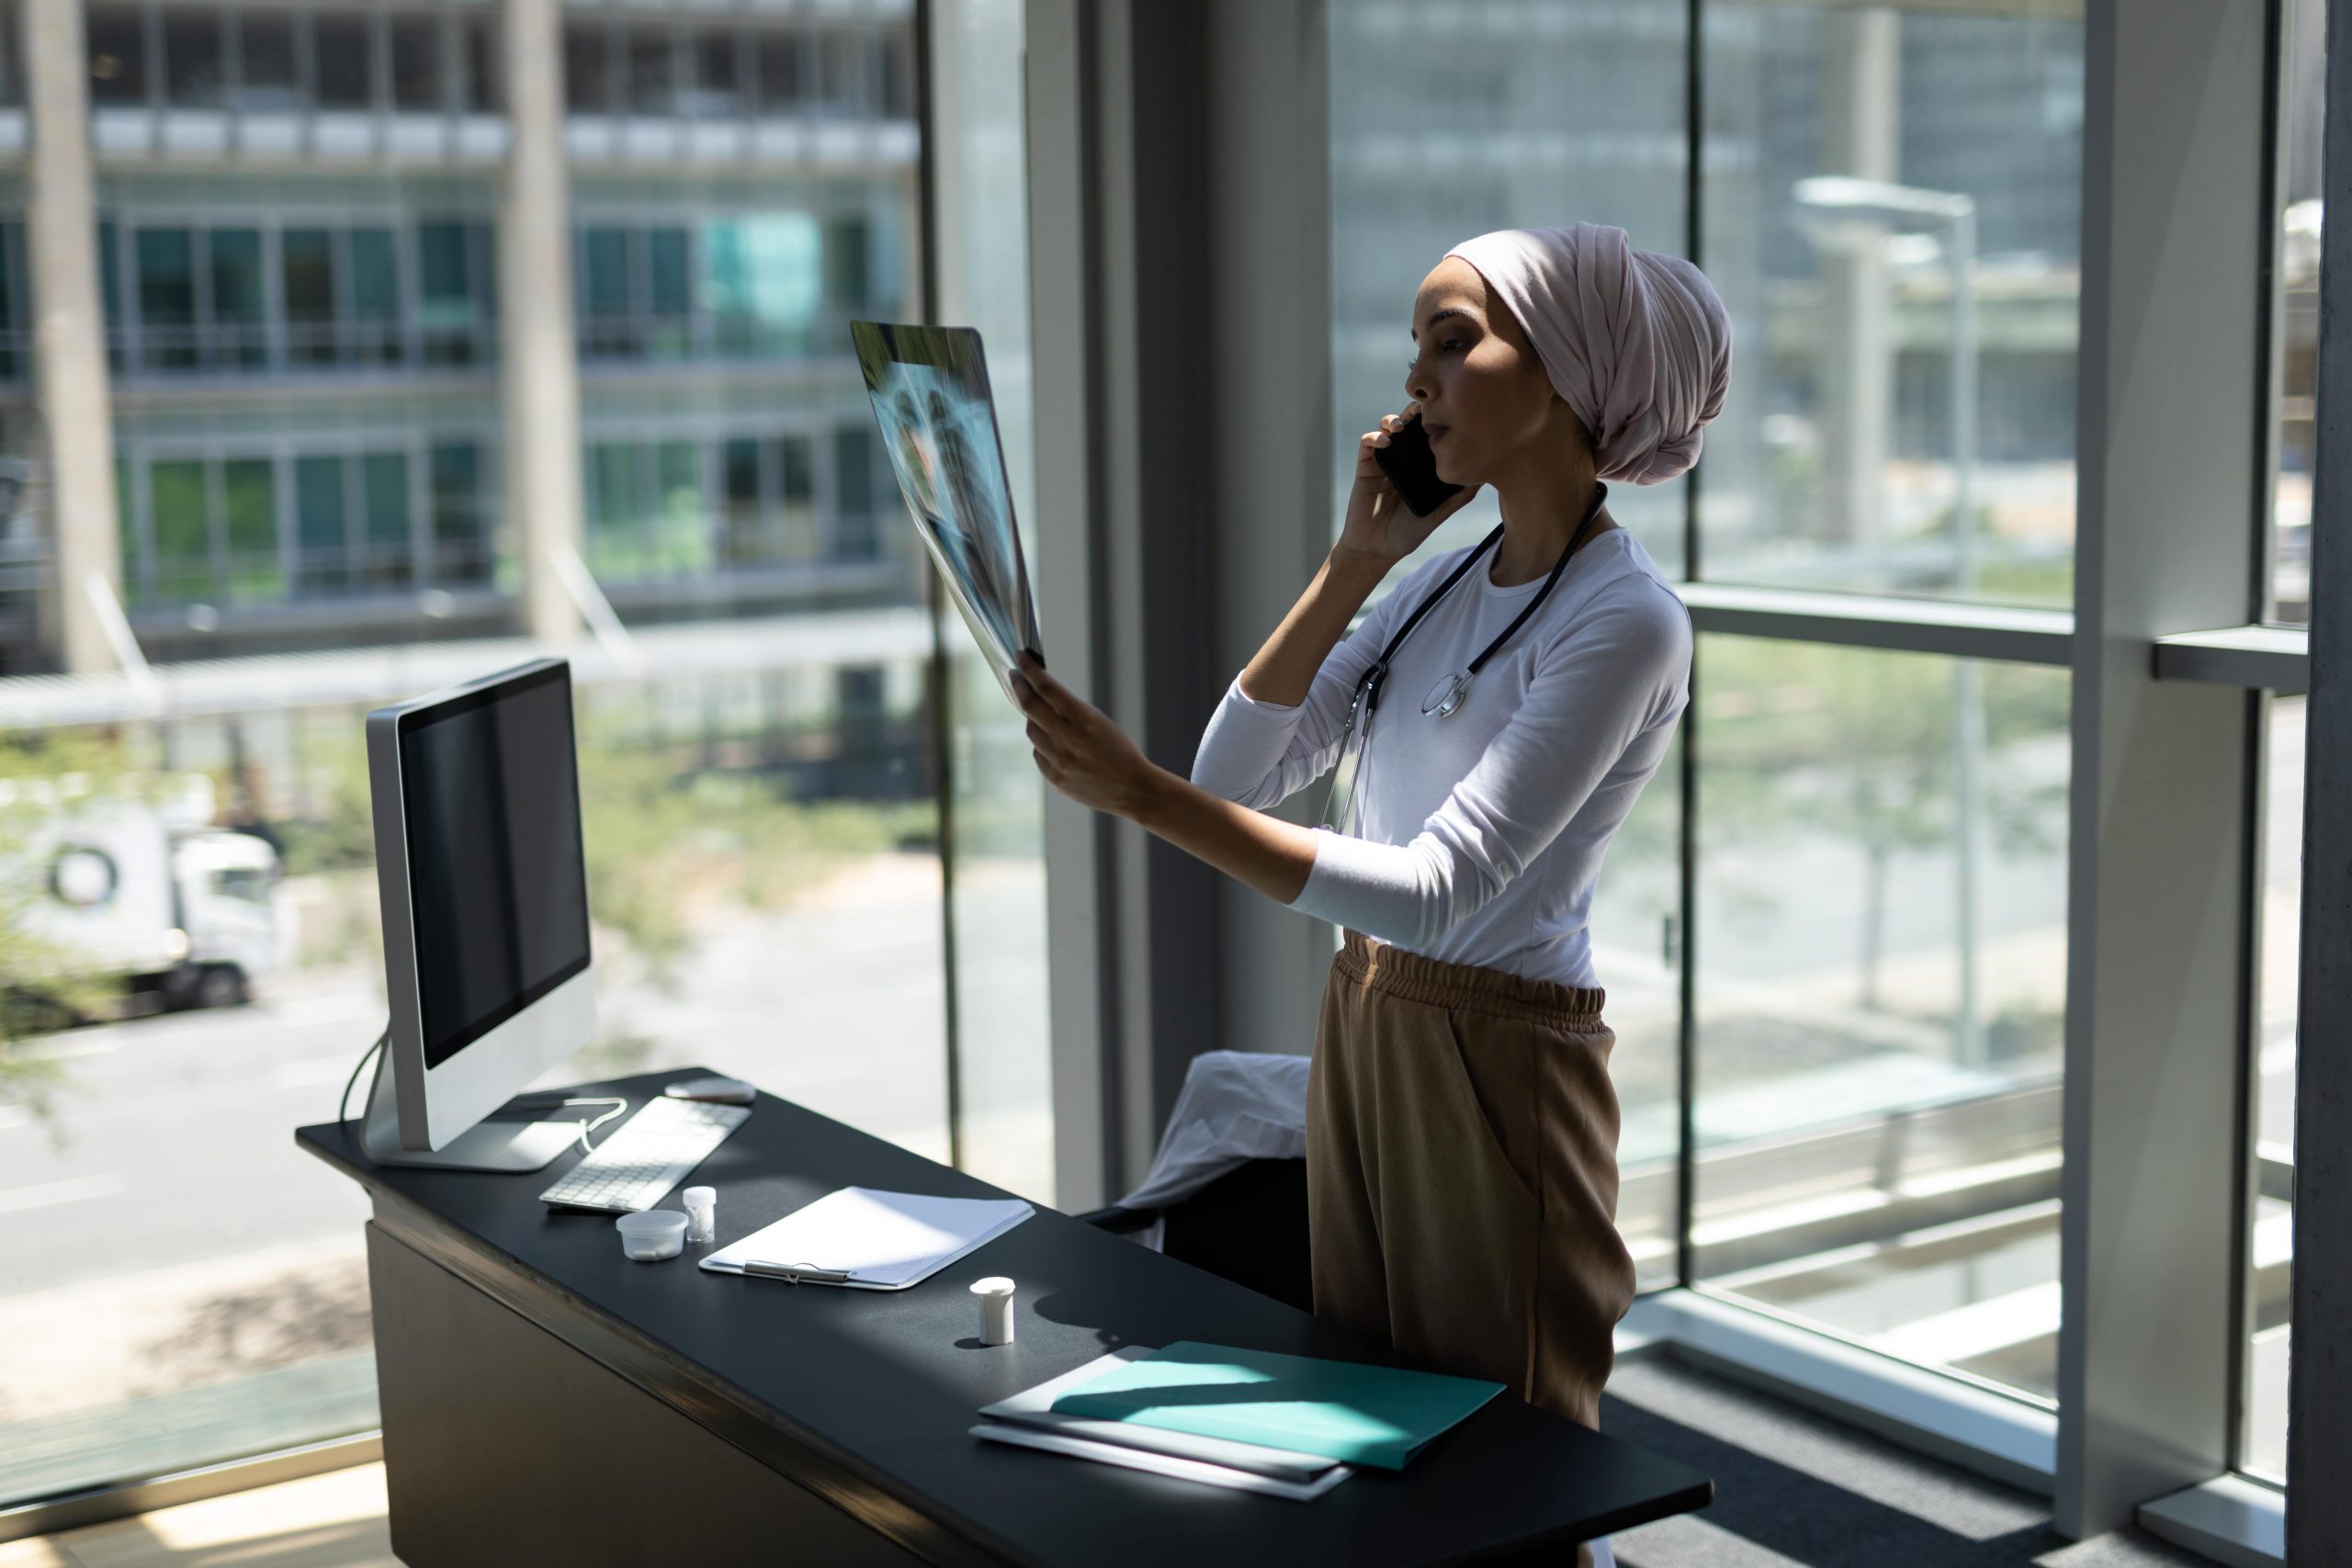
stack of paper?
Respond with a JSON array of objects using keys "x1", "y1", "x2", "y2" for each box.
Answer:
[
  {"x1": 972, "y1": 1340, "x2": 1504, "y2": 1500},
  {"x1": 700, "y1": 1189, "x2": 1034, "y2": 1291},
  {"x1": 1043, "y1": 1339, "x2": 1504, "y2": 1472},
  {"x1": 972, "y1": 1349, "x2": 1353, "y2": 1501}
]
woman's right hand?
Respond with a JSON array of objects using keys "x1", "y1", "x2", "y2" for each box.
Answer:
[{"x1": 1337, "y1": 403, "x2": 1482, "y2": 565}]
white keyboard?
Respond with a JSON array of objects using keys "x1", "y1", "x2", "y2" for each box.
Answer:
[{"x1": 538, "y1": 1096, "x2": 750, "y2": 1213}]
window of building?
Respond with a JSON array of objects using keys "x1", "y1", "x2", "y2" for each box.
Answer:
[
  {"x1": 2272, "y1": 0, "x2": 2323, "y2": 626},
  {"x1": 161, "y1": 8, "x2": 224, "y2": 107},
  {"x1": 86, "y1": 4, "x2": 149, "y2": 106},
  {"x1": 814, "y1": 30, "x2": 868, "y2": 118},
  {"x1": 358, "y1": 451, "x2": 410, "y2": 588},
  {"x1": 133, "y1": 227, "x2": 196, "y2": 371},
  {"x1": 205, "y1": 227, "x2": 266, "y2": 370},
  {"x1": 148, "y1": 458, "x2": 210, "y2": 602},
  {"x1": 428, "y1": 440, "x2": 489, "y2": 584},
  {"x1": 280, "y1": 227, "x2": 336, "y2": 366},
  {"x1": 832, "y1": 426, "x2": 877, "y2": 562},
  {"x1": 220, "y1": 457, "x2": 279, "y2": 601},
  {"x1": 1696, "y1": 6, "x2": 2082, "y2": 609},
  {"x1": 311, "y1": 11, "x2": 375, "y2": 111},
  {"x1": 232, "y1": 7, "x2": 300, "y2": 112},
  {"x1": 293, "y1": 452, "x2": 347, "y2": 592},
  {"x1": 754, "y1": 32, "x2": 804, "y2": 113},
  {"x1": 347, "y1": 228, "x2": 401, "y2": 366},
  {"x1": 626, "y1": 24, "x2": 676, "y2": 117},
  {"x1": 563, "y1": 19, "x2": 613, "y2": 115},
  {"x1": 690, "y1": 28, "x2": 740, "y2": 118},
  {"x1": 389, "y1": 14, "x2": 445, "y2": 113},
  {"x1": 458, "y1": 14, "x2": 497, "y2": 115}
]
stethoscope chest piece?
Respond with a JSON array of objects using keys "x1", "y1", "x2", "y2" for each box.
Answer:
[{"x1": 1421, "y1": 670, "x2": 1474, "y2": 718}]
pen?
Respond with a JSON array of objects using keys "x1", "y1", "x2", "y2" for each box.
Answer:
[{"x1": 742, "y1": 1259, "x2": 856, "y2": 1283}]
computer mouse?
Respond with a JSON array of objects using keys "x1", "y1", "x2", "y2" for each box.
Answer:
[{"x1": 662, "y1": 1077, "x2": 758, "y2": 1105}]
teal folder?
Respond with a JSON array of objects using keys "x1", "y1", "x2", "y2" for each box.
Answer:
[{"x1": 1044, "y1": 1341, "x2": 1505, "y2": 1472}]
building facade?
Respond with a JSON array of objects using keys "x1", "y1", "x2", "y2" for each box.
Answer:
[{"x1": 0, "y1": 0, "x2": 923, "y2": 674}]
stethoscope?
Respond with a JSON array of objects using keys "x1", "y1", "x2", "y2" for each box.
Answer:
[{"x1": 1317, "y1": 481, "x2": 1611, "y2": 834}]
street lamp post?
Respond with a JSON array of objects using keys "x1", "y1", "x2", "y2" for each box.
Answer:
[{"x1": 1792, "y1": 176, "x2": 1987, "y2": 1069}]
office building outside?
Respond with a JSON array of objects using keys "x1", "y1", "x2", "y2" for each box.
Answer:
[{"x1": 0, "y1": 0, "x2": 922, "y2": 675}]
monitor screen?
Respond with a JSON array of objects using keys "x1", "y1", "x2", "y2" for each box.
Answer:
[{"x1": 398, "y1": 662, "x2": 591, "y2": 1070}]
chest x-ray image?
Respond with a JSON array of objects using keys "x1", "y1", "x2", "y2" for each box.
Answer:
[{"x1": 852, "y1": 320, "x2": 1043, "y2": 706}]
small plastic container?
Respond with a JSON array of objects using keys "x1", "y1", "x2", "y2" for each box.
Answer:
[
  {"x1": 682, "y1": 1186, "x2": 717, "y2": 1245},
  {"x1": 971, "y1": 1276, "x2": 1015, "y2": 1345},
  {"x1": 616, "y1": 1210, "x2": 688, "y2": 1261}
]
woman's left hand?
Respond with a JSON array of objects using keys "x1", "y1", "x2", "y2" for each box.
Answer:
[{"x1": 1010, "y1": 651, "x2": 1160, "y2": 819}]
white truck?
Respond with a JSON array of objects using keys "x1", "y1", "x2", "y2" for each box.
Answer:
[{"x1": 3, "y1": 776, "x2": 282, "y2": 1014}]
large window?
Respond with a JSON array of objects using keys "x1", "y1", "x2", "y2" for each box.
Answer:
[
  {"x1": 560, "y1": 17, "x2": 914, "y2": 124},
  {"x1": 1700, "y1": 4, "x2": 2082, "y2": 608},
  {"x1": 85, "y1": 3, "x2": 499, "y2": 118},
  {"x1": 1332, "y1": 0, "x2": 2081, "y2": 1410},
  {"x1": 1, "y1": 3, "x2": 971, "y2": 1517},
  {"x1": 581, "y1": 423, "x2": 898, "y2": 586},
  {"x1": 116, "y1": 439, "x2": 494, "y2": 609},
  {"x1": 1692, "y1": 639, "x2": 2068, "y2": 1398},
  {"x1": 2272, "y1": 0, "x2": 2324, "y2": 626},
  {"x1": 573, "y1": 209, "x2": 873, "y2": 365},
  {"x1": 103, "y1": 214, "x2": 498, "y2": 376}
]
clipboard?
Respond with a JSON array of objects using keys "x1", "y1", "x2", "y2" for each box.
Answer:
[{"x1": 699, "y1": 1187, "x2": 1035, "y2": 1291}]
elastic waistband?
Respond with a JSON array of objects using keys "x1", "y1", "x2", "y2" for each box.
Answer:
[{"x1": 1336, "y1": 931, "x2": 1606, "y2": 1031}]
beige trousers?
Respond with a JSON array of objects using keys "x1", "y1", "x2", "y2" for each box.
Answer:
[{"x1": 1308, "y1": 933, "x2": 1637, "y2": 1562}]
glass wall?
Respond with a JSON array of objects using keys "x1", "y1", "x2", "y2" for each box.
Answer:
[
  {"x1": 1331, "y1": 0, "x2": 2082, "y2": 1402},
  {"x1": 116, "y1": 436, "x2": 496, "y2": 608},
  {"x1": 1329, "y1": 0, "x2": 1690, "y2": 591},
  {"x1": 1700, "y1": 2, "x2": 2082, "y2": 606},
  {"x1": 2272, "y1": 0, "x2": 2324, "y2": 626},
  {"x1": 0, "y1": 0, "x2": 978, "y2": 1511},
  {"x1": 1691, "y1": 638, "x2": 2069, "y2": 1398},
  {"x1": 103, "y1": 213, "x2": 498, "y2": 375},
  {"x1": 2243, "y1": 694, "x2": 2302, "y2": 1482},
  {"x1": 932, "y1": 0, "x2": 1051, "y2": 1204},
  {"x1": 572, "y1": 207, "x2": 890, "y2": 364}
]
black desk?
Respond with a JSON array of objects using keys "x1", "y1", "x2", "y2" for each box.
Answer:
[{"x1": 299, "y1": 1067, "x2": 1710, "y2": 1566}]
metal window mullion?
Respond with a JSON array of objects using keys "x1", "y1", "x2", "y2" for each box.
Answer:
[
  {"x1": 408, "y1": 429, "x2": 429, "y2": 590},
  {"x1": 2059, "y1": 0, "x2": 2273, "y2": 1540},
  {"x1": 189, "y1": 221, "x2": 211, "y2": 372},
  {"x1": 2287, "y1": 0, "x2": 2352, "y2": 1549},
  {"x1": 273, "y1": 445, "x2": 294, "y2": 595},
  {"x1": 201, "y1": 446, "x2": 224, "y2": 598}
]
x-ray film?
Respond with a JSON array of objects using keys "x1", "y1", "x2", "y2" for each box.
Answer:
[{"x1": 852, "y1": 321, "x2": 1042, "y2": 706}]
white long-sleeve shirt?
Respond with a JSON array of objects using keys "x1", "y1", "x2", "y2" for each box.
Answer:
[{"x1": 1190, "y1": 527, "x2": 1690, "y2": 988}]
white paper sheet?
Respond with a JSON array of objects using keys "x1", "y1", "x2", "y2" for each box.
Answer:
[
  {"x1": 980, "y1": 1349, "x2": 1341, "y2": 1480},
  {"x1": 700, "y1": 1188, "x2": 1034, "y2": 1291},
  {"x1": 969, "y1": 1422, "x2": 1351, "y2": 1502}
]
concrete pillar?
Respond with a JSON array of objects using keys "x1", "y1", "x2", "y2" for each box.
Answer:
[
  {"x1": 501, "y1": 0, "x2": 584, "y2": 643},
  {"x1": 1818, "y1": 10, "x2": 1899, "y2": 558},
  {"x1": 23, "y1": 0, "x2": 121, "y2": 674}
]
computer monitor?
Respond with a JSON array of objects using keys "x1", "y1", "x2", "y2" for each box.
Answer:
[{"x1": 356, "y1": 658, "x2": 597, "y2": 1171}]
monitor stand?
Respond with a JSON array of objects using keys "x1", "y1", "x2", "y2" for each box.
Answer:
[{"x1": 357, "y1": 1043, "x2": 582, "y2": 1172}]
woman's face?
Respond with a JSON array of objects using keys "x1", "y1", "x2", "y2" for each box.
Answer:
[{"x1": 1403, "y1": 257, "x2": 1578, "y2": 485}]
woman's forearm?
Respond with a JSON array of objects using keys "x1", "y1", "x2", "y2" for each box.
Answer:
[
  {"x1": 1238, "y1": 545, "x2": 1396, "y2": 707},
  {"x1": 1128, "y1": 767, "x2": 1320, "y2": 905}
]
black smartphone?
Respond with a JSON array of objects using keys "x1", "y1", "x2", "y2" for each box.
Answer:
[{"x1": 1374, "y1": 414, "x2": 1465, "y2": 517}]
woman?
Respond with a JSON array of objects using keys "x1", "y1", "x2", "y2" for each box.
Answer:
[{"x1": 1011, "y1": 222, "x2": 1727, "y2": 1538}]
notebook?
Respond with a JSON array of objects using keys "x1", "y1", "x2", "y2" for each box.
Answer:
[
  {"x1": 699, "y1": 1188, "x2": 1034, "y2": 1291},
  {"x1": 1045, "y1": 1340, "x2": 1504, "y2": 1471},
  {"x1": 970, "y1": 1420, "x2": 1351, "y2": 1502},
  {"x1": 980, "y1": 1349, "x2": 1343, "y2": 1481}
]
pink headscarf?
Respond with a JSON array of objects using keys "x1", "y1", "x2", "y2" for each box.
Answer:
[{"x1": 1443, "y1": 222, "x2": 1732, "y2": 486}]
